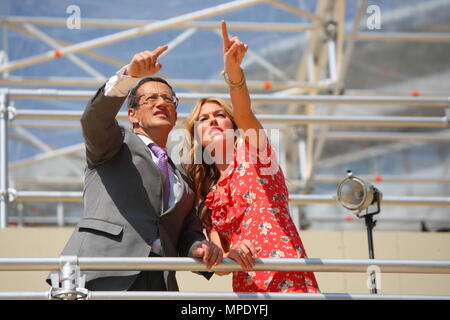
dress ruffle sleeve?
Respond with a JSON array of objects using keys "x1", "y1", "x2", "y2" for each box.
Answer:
[
  {"x1": 204, "y1": 156, "x2": 247, "y2": 242},
  {"x1": 204, "y1": 184, "x2": 229, "y2": 229}
]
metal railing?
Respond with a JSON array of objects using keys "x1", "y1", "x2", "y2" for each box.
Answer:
[
  {"x1": 1, "y1": 291, "x2": 450, "y2": 300},
  {"x1": 8, "y1": 191, "x2": 450, "y2": 206},
  {"x1": 2, "y1": 257, "x2": 450, "y2": 273},
  {"x1": 3, "y1": 88, "x2": 450, "y2": 106},
  {"x1": 4, "y1": 192, "x2": 450, "y2": 227},
  {"x1": 8, "y1": 215, "x2": 450, "y2": 226},
  {"x1": 0, "y1": 256, "x2": 450, "y2": 300},
  {"x1": 11, "y1": 108, "x2": 450, "y2": 127}
]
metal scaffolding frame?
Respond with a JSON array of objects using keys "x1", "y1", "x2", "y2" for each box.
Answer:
[
  {"x1": 1, "y1": 0, "x2": 450, "y2": 228},
  {"x1": 3, "y1": 191, "x2": 449, "y2": 227},
  {"x1": 8, "y1": 191, "x2": 450, "y2": 206},
  {"x1": 0, "y1": 256, "x2": 449, "y2": 300}
]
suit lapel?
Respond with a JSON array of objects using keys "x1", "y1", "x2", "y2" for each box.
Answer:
[
  {"x1": 124, "y1": 128, "x2": 191, "y2": 216},
  {"x1": 161, "y1": 164, "x2": 187, "y2": 215},
  {"x1": 124, "y1": 129, "x2": 165, "y2": 215}
]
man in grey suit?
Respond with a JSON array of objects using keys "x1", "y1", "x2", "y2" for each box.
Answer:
[{"x1": 50, "y1": 45, "x2": 222, "y2": 291}]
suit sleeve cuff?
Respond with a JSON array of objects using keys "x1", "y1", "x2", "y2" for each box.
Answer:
[{"x1": 104, "y1": 65, "x2": 139, "y2": 97}]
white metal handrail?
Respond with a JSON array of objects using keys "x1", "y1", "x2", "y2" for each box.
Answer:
[
  {"x1": 8, "y1": 215, "x2": 450, "y2": 226},
  {"x1": 289, "y1": 194, "x2": 450, "y2": 206},
  {"x1": 2, "y1": 88, "x2": 450, "y2": 106},
  {"x1": 0, "y1": 291, "x2": 449, "y2": 300},
  {"x1": 0, "y1": 257, "x2": 450, "y2": 300},
  {"x1": 2, "y1": 16, "x2": 316, "y2": 32},
  {"x1": 9, "y1": 109, "x2": 450, "y2": 128},
  {"x1": 1, "y1": 257, "x2": 450, "y2": 274},
  {"x1": 11, "y1": 191, "x2": 450, "y2": 207}
]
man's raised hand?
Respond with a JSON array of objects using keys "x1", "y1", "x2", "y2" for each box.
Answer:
[{"x1": 125, "y1": 45, "x2": 168, "y2": 78}]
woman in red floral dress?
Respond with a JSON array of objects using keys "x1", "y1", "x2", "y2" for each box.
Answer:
[{"x1": 183, "y1": 21, "x2": 319, "y2": 293}]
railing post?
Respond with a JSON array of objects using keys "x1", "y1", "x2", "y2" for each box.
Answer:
[
  {"x1": 56, "y1": 202, "x2": 64, "y2": 227},
  {"x1": 49, "y1": 256, "x2": 88, "y2": 300},
  {"x1": 0, "y1": 93, "x2": 13, "y2": 229},
  {"x1": 446, "y1": 108, "x2": 450, "y2": 127}
]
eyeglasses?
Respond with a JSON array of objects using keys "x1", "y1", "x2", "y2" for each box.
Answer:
[{"x1": 138, "y1": 94, "x2": 179, "y2": 108}]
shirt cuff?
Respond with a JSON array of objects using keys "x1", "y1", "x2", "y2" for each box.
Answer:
[{"x1": 104, "y1": 65, "x2": 139, "y2": 97}]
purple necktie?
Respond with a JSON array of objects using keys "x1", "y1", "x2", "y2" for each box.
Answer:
[{"x1": 149, "y1": 143, "x2": 170, "y2": 211}]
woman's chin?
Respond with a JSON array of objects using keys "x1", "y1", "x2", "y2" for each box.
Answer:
[{"x1": 203, "y1": 135, "x2": 229, "y2": 148}]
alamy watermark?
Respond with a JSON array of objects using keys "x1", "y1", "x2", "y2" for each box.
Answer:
[
  {"x1": 366, "y1": 265, "x2": 382, "y2": 291},
  {"x1": 66, "y1": 5, "x2": 81, "y2": 30},
  {"x1": 366, "y1": 5, "x2": 381, "y2": 30},
  {"x1": 64, "y1": 4, "x2": 381, "y2": 32}
]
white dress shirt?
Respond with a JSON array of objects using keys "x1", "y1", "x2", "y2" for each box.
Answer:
[{"x1": 104, "y1": 65, "x2": 137, "y2": 97}]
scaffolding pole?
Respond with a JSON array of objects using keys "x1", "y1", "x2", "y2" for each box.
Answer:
[
  {"x1": 354, "y1": 32, "x2": 450, "y2": 42},
  {"x1": 11, "y1": 174, "x2": 450, "y2": 187},
  {"x1": 308, "y1": 175, "x2": 450, "y2": 184},
  {"x1": 288, "y1": 194, "x2": 450, "y2": 206},
  {"x1": 12, "y1": 109, "x2": 450, "y2": 128},
  {"x1": 11, "y1": 191, "x2": 450, "y2": 206},
  {"x1": 321, "y1": 131, "x2": 450, "y2": 142},
  {"x1": 3, "y1": 88, "x2": 450, "y2": 106},
  {"x1": 2, "y1": 17, "x2": 316, "y2": 32},
  {"x1": 0, "y1": 76, "x2": 333, "y2": 90},
  {"x1": 0, "y1": 94, "x2": 10, "y2": 229},
  {"x1": 262, "y1": 0, "x2": 325, "y2": 24},
  {"x1": 20, "y1": 23, "x2": 105, "y2": 80},
  {"x1": 305, "y1": 216, "x2": 450, "y2": 224},
  {"x1": 10, "y1": 215, "x2": 450, "y2": 226}
]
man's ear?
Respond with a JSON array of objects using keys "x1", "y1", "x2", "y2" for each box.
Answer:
[{"x1": 128, "y1": 108, "x2": 139, "y2": 128}]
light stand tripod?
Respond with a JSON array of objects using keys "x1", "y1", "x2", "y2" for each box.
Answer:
[
  {"x1": 336, "y1": 171, "x2": 383, "y2": 294},
  {"x1": 355, "y1": 188, "x2": 381, "y2": 294}
]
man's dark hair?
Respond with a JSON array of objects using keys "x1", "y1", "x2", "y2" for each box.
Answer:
[{"x1": 127, "y1": 77, "x2": 176, "y2": 109}]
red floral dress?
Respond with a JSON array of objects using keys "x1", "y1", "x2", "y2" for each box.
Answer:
[{"x1": 204, "y1": 138, "x2": 319, "y2": 293}]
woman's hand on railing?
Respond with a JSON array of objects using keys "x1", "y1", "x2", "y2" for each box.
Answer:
[{"x1": 226, "y1": 240, "x2": 260, "y2": 271}]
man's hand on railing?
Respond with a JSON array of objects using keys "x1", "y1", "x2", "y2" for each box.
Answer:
[{"x1": 190, "y1": 240, "x2": 223, "y2": 270}]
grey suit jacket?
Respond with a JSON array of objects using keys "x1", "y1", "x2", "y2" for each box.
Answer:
[{"x1": 51, "y1": 85, "x2": 208, "y2": 291}]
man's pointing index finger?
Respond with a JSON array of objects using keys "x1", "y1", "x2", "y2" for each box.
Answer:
[{"x1": 154, "y1": 45, "x2": 169, "y2": 58}]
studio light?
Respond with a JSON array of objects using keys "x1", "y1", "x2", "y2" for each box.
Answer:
[
  {"x1": 336, "y1": 170, "x2": 383, "y2": 294},
  {"x1": 337, "y1": 170, "x2": 381, "y2": 215}
]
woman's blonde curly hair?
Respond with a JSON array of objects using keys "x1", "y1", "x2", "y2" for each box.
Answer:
[{"x1": 182, "y1": 97, "x2": 237, "y2": 229}]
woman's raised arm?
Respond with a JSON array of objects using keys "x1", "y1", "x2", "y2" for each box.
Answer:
[{"x1": 221, "y1": 20, "x2": 265, "y2": 148}]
